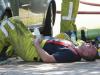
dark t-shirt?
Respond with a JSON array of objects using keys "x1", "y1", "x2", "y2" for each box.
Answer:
[{"x1": 43, "y1": 41, "x2": 81, "y2": 63}]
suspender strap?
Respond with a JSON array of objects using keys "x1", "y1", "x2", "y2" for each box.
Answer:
[
  {"x1": 46, "y1": 40, "x2": 78, "y2": 55},
  {"x1": 47, "y1": 40, "x2": 70, "y2": 47},
  {"x1": 40, "y1": 40, "x2": 47, "y2": 48}
]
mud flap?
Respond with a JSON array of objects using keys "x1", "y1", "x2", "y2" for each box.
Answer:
[{"x1": 41, "y1": 0, "x2": 56, "y2": 36}]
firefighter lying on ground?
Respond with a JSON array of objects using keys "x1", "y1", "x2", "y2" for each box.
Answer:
[{"x1": 0, "y1": 17, "x2": 97, "y2": 63}]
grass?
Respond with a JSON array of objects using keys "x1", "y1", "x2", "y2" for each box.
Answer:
[{"x1": 19, "y1": 8, "x2": 44, "y2": 26}]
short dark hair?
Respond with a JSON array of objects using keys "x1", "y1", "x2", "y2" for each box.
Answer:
[
  {"x1": 82, "y1": 56, "x2": 96, "y2": 61},
  {"x1": 82, "y1": 44, "x2": 97, "y2": 61}
]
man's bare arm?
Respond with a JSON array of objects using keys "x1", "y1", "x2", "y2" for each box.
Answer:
[{"x1": 34, "y1": 38, "x2": 56, "y2": 63}]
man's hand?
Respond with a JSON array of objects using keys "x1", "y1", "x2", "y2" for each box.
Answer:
[{"x1": 34, "y1": 38, "x2": 41, "y2": 47}]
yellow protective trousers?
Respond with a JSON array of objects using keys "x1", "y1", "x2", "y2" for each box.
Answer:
[
  {"x1": 0, "y1": 17, "x2": 40, "y2": 61},
  {"x1": 60, "y1": 0, "x2": 79, "y2": 32}
]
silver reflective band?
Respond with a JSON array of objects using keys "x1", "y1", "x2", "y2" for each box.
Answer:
[
  {"x1": 7, "y1": 19, "x2": 15, "y2": 30},
  {"x1": 62, "y1": 2, "x2": 74, "y2": 21},
  {"x1": 0, "y1": 19, "x2": 15, "y2": 37},
  {"x1": 62, "y1": 17, "x2": 75, "y2": 21},
  {"x1": 1, "y1": 19, "x2": 15, "y2": 30},
  {"x1": 68, "y1": 2, "x2": 73, "y2": 20},
  {"x1": 0, "y1": 25, "x2": 8, "y2": 37}
]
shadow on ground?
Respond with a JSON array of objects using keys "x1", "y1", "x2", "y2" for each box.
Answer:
[{"x1": 0, "y1": 58, "x2": 100, "y2": 75}]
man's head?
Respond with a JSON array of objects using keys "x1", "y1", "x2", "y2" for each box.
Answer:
[{"x1": 79, "y1": 43, "x2": 97, "y2": 61}]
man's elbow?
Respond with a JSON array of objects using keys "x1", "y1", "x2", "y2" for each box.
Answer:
[
  {"x1": 42, "y1": 57, "x2": 56, "y2": 63},
  {"x1": 43, "y1": 59, "x2": 55, "y2": 63}
]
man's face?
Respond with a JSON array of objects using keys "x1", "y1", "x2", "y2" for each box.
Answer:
[{"x1": 80, "y1": 43, "x2": 97, "y2": 57}]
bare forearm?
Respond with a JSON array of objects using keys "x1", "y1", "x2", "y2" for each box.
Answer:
[{"x1": 34, "y1": 39, "x2": 56, "y2": 63}]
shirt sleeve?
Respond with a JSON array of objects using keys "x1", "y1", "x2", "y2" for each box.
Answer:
[{"x1": 52, "y1": 49, "x2": 80, "y2": 63}]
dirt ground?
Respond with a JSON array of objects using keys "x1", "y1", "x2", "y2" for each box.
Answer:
[{"x1": 0, "y1": 58, "x2": 100, "y2": 75}]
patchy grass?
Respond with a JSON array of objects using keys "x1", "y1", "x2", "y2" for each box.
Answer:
[{"x1": 19, "y1": 8, "x2": 44, "y2": 26}]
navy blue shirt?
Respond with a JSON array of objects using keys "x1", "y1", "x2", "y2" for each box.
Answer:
[{"x1": 43, "y1": 42, "x2": 81, "y2": 63}]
